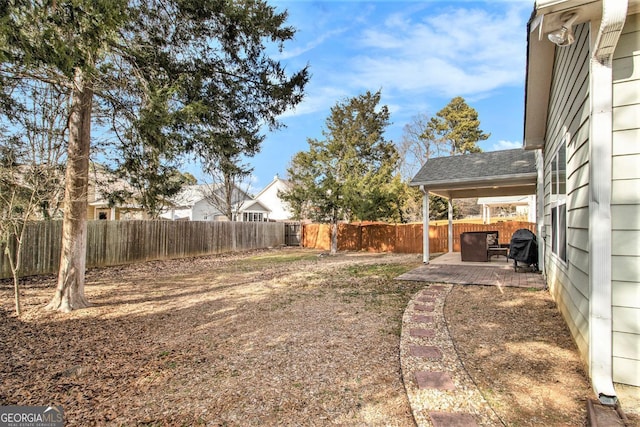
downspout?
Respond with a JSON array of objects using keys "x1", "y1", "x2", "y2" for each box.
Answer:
[
  {"x1": 420, "y1": 185, "x2": 429, "y2": 264},
  {"x1": 588, "y1": 0, "x2": 627, "y2": 405}
]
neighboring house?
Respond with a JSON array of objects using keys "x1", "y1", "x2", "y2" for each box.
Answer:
[
  {"x1": 160, "y1": 184, "x2": 271, "y2": 222},
  {"x1": 0, "y1": 163, "x2": 144, "y2": 221},
  {"x1": 87, "y1": 197, "x2": 146, "y2": 221},
  {"x1": 87, "y1": 165, "x2": 147, "y2": 220},
  {"x1": 524, "y1": 0, "x2": 639, "y2": 402},
  {"x1": 477, "y1": 195, "x2": 536, "y2": 223},
  {"x1": 254, "y1": 175, "x2": 294, "y2": 221},
  {"x1": 238, "y1": 199, "x2": 272, "y2": 222}
]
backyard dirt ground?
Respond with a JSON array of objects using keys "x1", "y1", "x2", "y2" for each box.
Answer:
[{"x1": 0, "y1": 248, "x2": 628, "y2": 426}]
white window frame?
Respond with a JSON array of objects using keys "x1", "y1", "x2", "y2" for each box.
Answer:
[
  {"x1": 550, "y1": 141, "x2": 567, "y2": 262},
  {"x1": 242, "y1": 212, "x2": 264, "y2": 222}
]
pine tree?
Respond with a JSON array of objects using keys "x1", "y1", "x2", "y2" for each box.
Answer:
[{"x1": 421, "y1": 96, "x2": 489, "y2": 156}]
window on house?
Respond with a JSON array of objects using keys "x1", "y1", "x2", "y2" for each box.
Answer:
[
  {"x1": 98, "y1": 211, "x2": 108, "y2": 220},
  {"x1": 242, "y1": 212, "x2": 264, "y2": 222},
  {"x1": 551, "y1": 142, "x2": 567, "y2": 261}
]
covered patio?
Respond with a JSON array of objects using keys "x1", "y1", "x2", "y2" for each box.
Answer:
[{"x1": 409, "y1": 149, "x2": 541, "y2": 264}]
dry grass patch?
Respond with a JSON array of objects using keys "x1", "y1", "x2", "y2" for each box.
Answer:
[
  {"x1": 445, "y1": 285, "x2": 592, "y2": 426},
  {"x1": 1, "y1": 249, "x2": 423, "y2": 426}
]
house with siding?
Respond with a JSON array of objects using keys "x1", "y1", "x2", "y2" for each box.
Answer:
[
  {"x1": 254, "y1": 175, "x2": 294, "y2": 221},
  {"x1": 160, "y1": 184, "x2": 271, "y2": 222},
  {"x1": 86, "y1": 165, "x2": 147, "y2": 220},
  {"x1": 524, "y1": 0, "x2": 639, "y2": 403}
]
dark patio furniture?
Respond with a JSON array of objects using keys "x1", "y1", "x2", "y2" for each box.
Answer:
[
  {"x1": 488, "y1": 244, "x2": 510, "y2": 261},
  {"x1": 461, "y1": 231, "x2": 505, "y2": 262}
]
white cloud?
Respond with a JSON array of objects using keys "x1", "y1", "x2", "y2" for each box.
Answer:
[
  {"x1": 491, "y1": 140, "x2": 523, "y2": 151},
  {"x1": 276, "y1": 27, "x2": 349, "y2": 60},
  {"x1": 350, "y1": 3, "x2": 529, "y2": 98},
  {"x1": 272, "y1": 3, "x2": 531, "y2": 131}
]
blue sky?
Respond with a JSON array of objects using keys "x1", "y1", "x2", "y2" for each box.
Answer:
[{"x1": 197, "y1": 1, "x2": 535, "y2": 192}]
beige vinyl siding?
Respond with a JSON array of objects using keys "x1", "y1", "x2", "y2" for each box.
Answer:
[
  {"x1": 543, "y1": 23, "x2": 591, "y2": 361},
  {"x1": 611, "y1": 13, "x2": 640, "y2": 386}
]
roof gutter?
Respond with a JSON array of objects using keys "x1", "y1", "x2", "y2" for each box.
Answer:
[{"x1": 588, "y1": 0, "x2": 627, "y2": 406}]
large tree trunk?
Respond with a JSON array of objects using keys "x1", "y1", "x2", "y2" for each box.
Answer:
[
  {"x1": 224, "y1": 175, "x2": 238, "y2": 251},
  {"x1": 330, "y1": 219, "x2": 338, "y2": 255},
  {"x1": 46, "y1": 69, "x2": 93, "y2": 312}
]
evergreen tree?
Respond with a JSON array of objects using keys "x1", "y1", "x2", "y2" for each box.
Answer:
[
  {"x1": 282, "y1": 90, "x2": 398, "y2": 253},
  {"x1": 421, "y1": 96, "x2": 489, "y2": 156},
  {"x1": 0, "y1": 0, "x2": 308, "y2": 312}
]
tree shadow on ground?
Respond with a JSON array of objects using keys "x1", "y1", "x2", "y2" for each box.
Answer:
[{"x1": 0, "y1": 250, "x2": 423, "y2": 426}]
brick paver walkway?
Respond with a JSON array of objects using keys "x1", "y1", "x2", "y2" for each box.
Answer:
[
  {"x1": 397, "y1": 255, "x2": 545, "y2": 426},
  {"x1": 399, "y1": 283, "x2": 502, "y2": 426}
]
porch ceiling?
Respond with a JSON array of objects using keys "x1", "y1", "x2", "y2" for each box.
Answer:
[{"x1": 409, "y1": 149, "x2": 538, "y2": 200}]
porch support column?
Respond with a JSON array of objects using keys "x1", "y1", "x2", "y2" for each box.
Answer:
[
  {"x1": 528, "y1": 195, "x2": 537, "y2": 224},
  {"x1": 536, "y1": 152, "x2": 545, "y2": 274},
  {"x1": 447, "y1": 198, "x2": 453, "y2": 253},
  {"x1": 420, "y1": 185, "x2": 429, "y2": 263},
  {"x1": 110, "y1": 207, "x2": 116, "y2": 220}
]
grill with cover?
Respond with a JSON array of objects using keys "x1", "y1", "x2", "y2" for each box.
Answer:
[{"x1": 508, "y1": 229, "x2": 538, "y2": 271}]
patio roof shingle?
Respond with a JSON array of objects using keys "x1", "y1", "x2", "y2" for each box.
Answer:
[{"x1": 409, "y1": 149, "x2": 538, "y2": 199}]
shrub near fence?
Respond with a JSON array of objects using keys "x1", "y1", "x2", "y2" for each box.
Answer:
[
  {"x1": 302, "y1": 221, "x2": 537, "y2": 253},
  {"x1": 1, "y1": 220, "x2": 285, "y2": 279}
]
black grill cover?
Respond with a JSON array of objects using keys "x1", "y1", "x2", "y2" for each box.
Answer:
[{"x1": 508, "y1": 229, "x2": 538, "y2": 265}]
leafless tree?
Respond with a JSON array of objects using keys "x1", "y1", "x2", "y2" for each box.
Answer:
[
  {"x1": 0, "y1": 80, "x2": 69, "y2": 315},
  {"x1": 201, "y1": 160, "x2": 253, "y2": 222}
]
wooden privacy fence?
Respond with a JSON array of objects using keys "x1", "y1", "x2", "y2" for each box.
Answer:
[
  {"x1": 1, "y1": 220, "x2": 285, "y2": 279},
  {"x1": 302, "y1": 221, "x2": 537, "y2": 253}
]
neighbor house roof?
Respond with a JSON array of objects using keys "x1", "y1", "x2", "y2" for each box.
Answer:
[
  {"x1": 409, "y1": 149, "x2": 538, "y2": 199},
  {"x1": 169, "y1": 185, "x2": 208, "y2": 207},
  {"x1": 169, "y1": 184, "x2": 251, "y2": 209},
  {"x1": 238, "y1": 199, "x2": 270, "y2": 213},
  {"x1": 254, "y1": 175, "x2": 291, "y2": 199}
]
